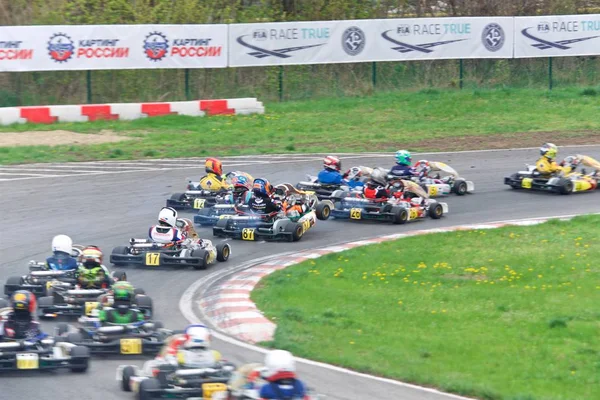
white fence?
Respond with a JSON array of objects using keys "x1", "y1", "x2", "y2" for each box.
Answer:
[{"x1": 1, "y1": 15, "x2": 599, "y2": 72}]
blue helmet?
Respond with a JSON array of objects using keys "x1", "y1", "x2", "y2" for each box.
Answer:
[{"x1": 252, "y1": 178, "x2": 273, "y2": 197}]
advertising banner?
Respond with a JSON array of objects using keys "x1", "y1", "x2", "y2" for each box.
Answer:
[
  {"x1": 514, "y1": 14, "x2": 600, "y2": 58},
  {"x1": 228, "y1": 17, "x2": 514, "y2": 67},
  {"x1": 0, "y1": 24, "x2": 228, "y2": 72}
]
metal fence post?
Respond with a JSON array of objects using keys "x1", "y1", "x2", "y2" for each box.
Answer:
[
  {"x1": 372, "y1": 62, "x2": 377, "y2": 88},
  {"x1": 185, "y1": 69, "x2": 191, "y2": 100},
  {"x1": 86, "y1": 70, "x2": 92, "y2": 104},
  {"x1": 459, "y1": 59, "x2": 464, "y2": 89},
  {"x1": 278, "y1": 66, "x2": 284, "y2": 102},
  {"x1": 548, "y1": 57, "x2": 553, "y2": 91}
]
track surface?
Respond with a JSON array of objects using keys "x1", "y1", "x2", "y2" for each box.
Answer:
[{"x1": 2, "y1": 147, "x2": 600, "y2": 400}]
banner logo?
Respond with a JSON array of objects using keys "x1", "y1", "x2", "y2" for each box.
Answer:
[
  {"x1": 236, "y1": 35, "x2": 324, "y2": 59},
  {"x1": 381, "y1": 30, "x2": 465, "y2": 53},
  {"x1": 144, "y1": 32, "x2": 169, "y2": 61},
  {"x1": 482, "y1": 23, "x2": 505, "y2": 52},
  {"x1": 521, "y1": 28, "x2": 599, "y2": 50},
  {"x1": 342, "y1": 26, "x2": 365, "y2": 56},
  {"x1": 48, "y1": 33, "x2": 75, "y2": 63}
]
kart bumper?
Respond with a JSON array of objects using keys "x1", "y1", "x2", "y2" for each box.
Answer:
[
  {"x1": 109, "y1": 253, "x2": 207, "y2": 268},
  {"x1": 0, "y1": 351, "x2": 87, "y2": 371},
  {"x1": 72, "y1": 337, "x2": 164, "y2": 356},
  {"x1": 330, "y1": 209, "x2": 394, "y2": 222},
  {"x1": 212, "y1": 226, "x2": 291, "y2": 242},
  {"x1": 504, "y1": 177, "x2": 561, "y2": 193}
]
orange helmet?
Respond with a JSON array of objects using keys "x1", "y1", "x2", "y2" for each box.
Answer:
[
  {"x1": 11, "y1": 290, "x2": 37, "y2": 314},
  {"x1": 80, "y1": 246, "x2": 103, "y2": 267},
  {"x1": 205, "y1": 158, "x2": 223, "y2": 176}
]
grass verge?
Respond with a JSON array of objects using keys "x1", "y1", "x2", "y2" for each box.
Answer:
[
  {"x1": 252, "y1": 215, "x2": 600, "y2": 400},
  {"x1": 1, "y1": 87, "x2": 600, "y2": 164}
]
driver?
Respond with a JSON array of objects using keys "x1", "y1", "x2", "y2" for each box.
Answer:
[
  {"x1": 46, "y1": 234, "x2": 78, "y2": 271},
  {"x1": 317, "y1": 156, "x2": 362, "y2": 188},
  {"x1": 259, "y1": 350, "x2": 308, "y2": 400},
  {"x1": 536, "y1": 143, "x2": 569, "y2": 175},
  {"x1": 390, "y1": 150, "x2": 417, "y2": 178},
  {"x1": 363, "y1": 168, "x2": 391, "y2": 199},
  {"x1": 77, "y1": 246, "x2": 111, "y2": 289},
  {"x1": 224, "y1": 174, "x2": 253, "y2": 205},
  {"x1": 162, "y1": 324, "x2": 222, "y2": 368},
  {"x1": 198, "y1": 158, "x2": 231, "y2": 192},
  {"x1": 248, "y1": 178, "x2": 281, "y2": 214},
  {"x1": 0, "y1": 291, "x2": 47, "y2": 341},
  {"x1": 149, "y1": 207, "x2": 187, "y2": 244},
  {"x1": 98, "y1": 281, "x2": 144, "y2": 324}
]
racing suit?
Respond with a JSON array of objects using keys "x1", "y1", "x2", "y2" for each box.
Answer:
[
  {"x1": 98, "y1": 307, "x2": 144, "y2": 324},
  {"x1": 159, "y1": 334, "x2": 222, "y2": 367},
  {"x1": 364, "y1": 186, "x2": 390, "y2": 199},
  {"x1": 223, "y1": 190, "x2": 252, "y2": 205},
  {"x1": 199, "y1": 173, "x2": 231, "y2": 192},
  {"x1": 318, "y1": 169, "x2": 362, "y2": 188},
  {"x1": 76, "y1": 265, "x2": 111, "y2": 289},
  {"x1": 259, "y1": 373, "x2": 308, "y2": 400},
  {"x1": 248, "y1": 195, "x2": 281, "y2": 214},
  {"x1": 535, "y1": 157, "x2": 570, "y2": 175},
  {"x1": 0, "y1": 312, "x2": 47, "y2": 341},
  {"x1": 148, "y1": 225, "x2": 186, "y2": 244},
  {"x1": 45, "y1": 251, "x2": 78, "y2": 271},
  {"x1": 389, "y1": 164, "x2": 416, "y2": 178}
]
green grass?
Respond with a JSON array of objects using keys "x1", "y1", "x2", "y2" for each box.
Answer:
[
  {"x1": 252, "y1": 215, "x2": 600, "y2": 400},
  {"x1": 1, "y1": 87, "x2": 600, "y2": 164}
]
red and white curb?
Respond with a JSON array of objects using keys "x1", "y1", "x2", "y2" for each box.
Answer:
[
  {"x1": 0, "y1": 98, "x2": 263, "y2": 125},
  {"x1": 199, "y1": 214, "x2": 586, "y2": 344}
]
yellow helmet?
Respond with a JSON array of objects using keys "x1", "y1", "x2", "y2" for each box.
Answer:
[{"x1": 540, "y1": 143, "x2": 557, "y2": 160}]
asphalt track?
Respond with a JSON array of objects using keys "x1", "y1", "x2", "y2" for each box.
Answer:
[{"x1": 2, "y1": 147, "x2": 600, "y2": 400}]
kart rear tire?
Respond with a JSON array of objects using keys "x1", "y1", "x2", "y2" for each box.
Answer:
[
  {"x1": 315, "y1": 202, "x2": 331, "y2": 220},
  {"x1": 453, "y1": 180, "x2": 468, "y2": 196},
  {"x1": 285, "y1": 222, "x2": 304, "y2": 242},
  {"x1": 56, "y1": 322, "x2": 70, "y2": 336},
  {"x1": 37, "y1": 296, "x2": 54, "y2": 319},
  {"x1": 170, "y1": 193, "x2": 186, "y2": 202},
  {"x1": 135, "y1": 294, "x2": 153, "y2": 317},
  {"x1": 216, "y1": 243, "x2": 231, "y2": 262},
  {"x1": 430, "y1": 203, "x2": 444, "y2": 219},
  {"x1": 4, "y1": 276, "x2": 22, "y2": 296},
  {"x1": 392, "y1": 207, "x2": 409, "y2": 225},
  {"x1": 121, "y1": 365, "x2": 136, "y2": 392},
  {"x1": 190, "y1": 249, "x2": 210, "y2": 270},
  {"x1": 558, "y1": 179, "x2": 574, "y2": 195},
  {"x1": 114, "y1": 271, "x2": 128, "y2": 282},
  {"x1": 69, "y1": 346, "x2": 90, "y2": 373},
  {"x1": 111, "y1": 246, "x2": 130, "y2": 267},
  {"x1": 66, "y1": 332, "x2": 83, "y2": 344},
  {"x1": 139, "y1": 378, "x2": 162, "y2": 400},
  {"x1": 134, "y1": 288, "x2": 145, "y2": 295}
]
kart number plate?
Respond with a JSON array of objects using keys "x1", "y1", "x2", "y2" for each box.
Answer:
[
  {"x1": 120, "y1": 338, "x2": 142, "y2": 355},
  {"x1": 145, "y1": 252, "x2": 160, "y2": 266},
  {"x1": 219, "y1": 214, "x2": 232, "y2": 219},
  {"x1": 521, "y1": 178, "x2": 532, "y2": 189},
  {"x1": 202, "y1": 383, "x2": 227, "y2": 399},
  {"x1": 241, "y1": 228, "x2": 255, "y2": 241},
  {"x1": 409, "y1": 208, "x2": 419, "y2": 219},
  {"x1": 193, "y1": 198, "x2": 206, "y2": 209},
  {"x1": 350, "y1": 208, "x2": 362, "y2": 220},
  {"x1": 302, "y1": 219, "x2": 312, "y2": 232},
  {"x1": 16, "y1": 353, "x2": 39, "y2": 369},
  {"x1": 428, "y1": 186, "x2": 438, "y2": 196},
  {"x1": 85, "y1": 301, "x2": 99, "y2": 316}
]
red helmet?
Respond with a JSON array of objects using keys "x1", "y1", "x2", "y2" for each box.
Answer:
[
  {"x1": 11, "y1": 290, "x2": 37, "y2": 314},
  {"x1": 323, "y1": 156, "x2": 341, "y2": 172},
  {"x1": 80, "y1": 245, "x2": 103, "y2": 266},
  {"x1": 205, "y1": 158, "x2": 223, "y2": 176}
]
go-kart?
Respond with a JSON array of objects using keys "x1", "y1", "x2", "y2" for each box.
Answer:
[
  {"x1": 37, "y1": 283, "x2": 153, "y2": 320},
  {"x1": 504, "y1": 154, "x2": 600, "y2": 194},
  {"x1": 166, "y1": 172, "x2": 245, "y2": 211},
  {"x1": 329, "y1": 180, "x2": 448, "y2": 224},
  {"x1": 3, "y1": 245, "x2": 84, "y2": 297},
  {"x1": 57, "y1": 317, "x2": 169, "y2": 356},
  {"x1": 295, "y1": 166, "x2": 371, "y2": 201},
  {"x1": 410, "y1": 161, "x2": 474, "y2": 197},
  {"x1": 117, "y1": 337, "x2": 235, "y2": 399},
  {"x1": 110, "y1": 218, "x2": 231, "y2": 270}
]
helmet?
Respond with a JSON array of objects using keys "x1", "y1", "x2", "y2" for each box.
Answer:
[
  {"x1": 264, "y1": 350, "x2": 296, "y2": 380},
  {"x1": 226, "y1": 171, "x2": 254, "y2": 185},
  {"x1": 11, "y1": 290, "x2": 36, "y2": 314},
  {"x1": 232, "y1": 175, "x2": 252, "y2": 195},
  {"x1": 370, "y1": 168, "x2": 388, "y2": 186},
  {"x1": 205, "y1": 158, "x2": 223, "y2": 176},
  {"x1": 414, "y1": 160, "x2": 431, "y2": 176},
  {"x1": 540, "y1": 143, "x2": 558, "y2": 160},
  {"x1": 562, "y1": 155, "x2": 580, "y2": 168},
  {"x1": 346, "y1": 166, "x2": 362, "y2": 181},
  {"x1": 395, "y1": 150, "x2": 412, "y2": 166},
  {"x1": 158, "y1": 207, "x2": 178, "y2": 228},
  {"x1": 112, "y1": 281, "x2": 134, "y2": 309},
  {"x1": 80, "y1": 246, "x2": 103, "y2": 268},
  {"x1": 183, "y1": 325, "x2": 211, "y2": 349},
  {"x1": 323, "y1": 156, "x2": 341, "y2": 172},
  {"x1": 52, "y1": 234, "x2": 72, "y2": 255},
  {"x1": 253, "y1": 178, "x2": 273, "y2": 197},
  {"x1": 390, "y1": 179, "x2": 405, "y2": 192}
]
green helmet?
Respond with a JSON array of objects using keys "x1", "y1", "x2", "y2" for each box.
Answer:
[
  {"x1": 113, "y1": 281, "x2": 134, "y2": 302},
  {"x1": 395, "y1": 150, "x2": 412, "y2": 166}
]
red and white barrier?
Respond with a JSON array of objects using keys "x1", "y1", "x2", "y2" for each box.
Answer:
[{"x1": 0, "y1": 98, "x2": 264, "y2": 125}]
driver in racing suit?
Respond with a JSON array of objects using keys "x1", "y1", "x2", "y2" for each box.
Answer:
[
  {"x1": 0, "y1": 291, "x2": 47, "y2": 341},
  {"x1": 248, "y1": 178, "x2": 281, "y2": 214},
  {"x1": 364, "y1": 169, "x2": 409, "y2": 202},
  {"x1": 536, "y1": 143, "x2": 570, "y2": 176},
  {"x1": 390, "y1": 150, "x2": 417, "y2": 178},
  {"x1": 222, "y1": 174, "x2": 254, "y2": 205},
  {"x1": 149, "y1": 207, "x2": 187, "y2": 244},
  {"x1": 76, "y1": 246, "x2": 111, "y2": 289},
  {"x1": 198, "y1": 158, "x2": 231, "y2": 192},
  {"x1": 317, "y1": 156, "x2": 362, "y2": 188},
  {"x1": 160, "y1": 325, "x2": 222, "y2": 368},
  {"x1": 45, "y1": 234, "x2": 78, "y2": 271},
  {"x1": 97, "y1": 281, "x2": 144, "y2": 324}
]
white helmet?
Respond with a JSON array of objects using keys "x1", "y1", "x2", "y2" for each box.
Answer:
[
  {"x1": 264, "y1": 349, "x2": 296, "y2": 378},
  {"x1": 158, "y1": 207, "x2": 177, "y2": 228},
  {"x1": 183, "y1": 325, "x2": 211, "y2": 349},
  {"x1": 51, "y1": 234, "x2": 72, "y2": 254}
]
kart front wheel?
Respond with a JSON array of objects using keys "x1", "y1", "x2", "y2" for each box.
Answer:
[
  {"x1": 216, "y1": 243, "x2": 231, "y2": 262},
  {"x1": 4, "y1": 276, "x2": 22, "y2": 296},
  {"x1": 121, "y1": 365, "x2": 136, "y2": 392},
  {"x1": 56, "y1": 323, "x2": 70, "y2": 336},
  {"x1": 191, "y1": 249, "x2": 210, "y2": 270},
  {"x1": 558, "y1": 178, "x2": 574, "y2": 195},
  {"x1": 430, "y1": 203, "x2": 444, "y2": 219},
  {"x1": 315, "y1": 202, "x2": 331, "y2": 220},
  {"x1": 69, "y1": 346, "x2": 90, "y2": 373},
  {"x1": 453, "y1": 180, "x2": 468, "y2": 195},
  {"x1": 139, "y1": 378, "x2": 162, "y2": 400}
]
